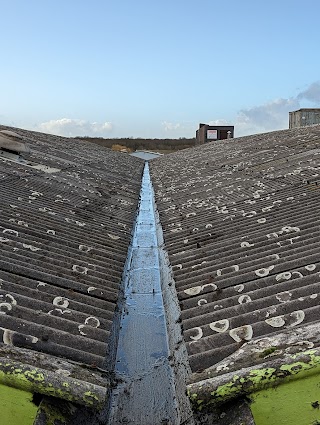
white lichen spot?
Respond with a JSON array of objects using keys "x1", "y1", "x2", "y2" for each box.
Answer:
[
  {"x1": 229, "y1": 325, "x2": 253, "y2": 342},
  {"x1": 265, "y1": 316, "x2": 285, "y2": 328},
  {"x1": 184, "y1": 286, "x2": 201, "y2": 296},
  {"x1": 47, "y1": 229, "x2": 56, "y2": 235},
  {"x1": 48, "y1": 308, "x2": 72, "y2": 315},
  {"x1": 37, "y1": 281, "x2": 46, "y2": 287},
  {"x1": 296, "y1": 340, "x2": 314, "y2": 349},
  {"x1": 310, "y1": 294, "x2": 318, "y2": 299},
  {"x1": 216, "y1": 363, "x2": 230, "y2": 372},
  {"x1": 238, "y1": 295, "x2": 252, "y2": 304},
  {"x1": 217, "y1": 265, "x2": 239, "y2": 276},
  {"x1": 75, "y1": 221, "x2": 86, "y2": 227},
  {"x1": 243, "y1": 211, "x2": 257, "y2": 218},
  {"x1": 289, "y1": 310, "x2": 305, "y2": 326},
  {"x1": 257, "y1": 218, "x2": 267, "y2": 223},
  {"x1": 266, "y1": 232, "x2": 278, "y2": 239},
  {"x1": 52, "y1": 296, "x2": 69, "y2": 309},
  {"x1": 107, "y1": 233, "x2": 120, "y2": 240},
  {"x1": 205, "y1": 223, "x2": 213, "y2": 229},
  {"x1": 85, "y1": 316, "x2": 100, "y2": 328},
  {"x1": 79, "y1": 244, "x2": 92, "y2": 253},
  {"x1": 31, "y1": 337, "x2": 39, "y2": 344},
  {"x1": 305, "y1": 264, "x2": 316, "y2": 272},
  {"x1": 281, "y1": 226, "x2": 300, "y2": 233},
  {"x1": 183, "y1": 239, "x2": 189, "y2": 244},
  {"x1": 0, "y1": 237, "x2": 10, "y2": 243},
  {"x1": 78, "y1": 324, "x2": 87, "y2": 336},
  {"x1": 4, "y1": 294, "x2": 17, "y2": 306},
  {"x1": 262, "y1": 205, "x2": 274, "y2": 212},
  {"x1": 240, "y1": 241, "x2": 255, "y2": 248},
  {"x1": 209, "y1": 319, "x2": 230, "y2": 333},
  {"x1": 3, "y1": 329, "x2": 14, "y2": 345},
  {"x1": 87, "y1": 287, "x2": 96, "y2": 293},
  {"x1": 0, "y1": 303, "x2": 13, "y2": 314},
  {"x1": 22, "y1": 244, "x2": 40, "y2": 252},
  {"x1": 189, "y1": 327, "x2": 203, "y2": 341},
  {"x1": 3, "y1": 229, "x2": 18, "y2": 237},
  {"x1": 255, "y1": 265, "x2": 275, "y2": 277},
  {"x1": 72, "y1": 265, "x2": 88, "y2": 275},
  {"x1": 276, "y1": 272, "x2": 292, "y2": 281},
  {"x1": 235, "y1": 284, "x2": 245, "y2": 293},
  {"x1": 202, "y1": 283, "x2": 217, "y2": 291},
  {"x1": 276, "y1": 292, "x2": 292, "y2": 303},
  {"x1": 197, "y1": 299, "x2": 208, "y2": 306},
  {"x1": 191, "y1": 261, "x2": 207, "y2": 269},
  {"x1": 17, "y1": 220, "x2": 28, "y2": 227}
]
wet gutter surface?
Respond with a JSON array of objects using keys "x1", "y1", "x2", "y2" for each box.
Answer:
[{"x1": 108, "y1": 162, "x2": 179, "y2": 424}]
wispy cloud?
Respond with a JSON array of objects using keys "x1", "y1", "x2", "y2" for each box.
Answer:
[
  {"x1": 162, "y1": 121, "x2": 181, "y2": 131},
  {"x1": 208, "y1": 119, "x2": 231, "y2": 126},
  {"x1": 297, "y1": 81, "x2": 320, "y2": 103},
  {"x1": 36, "y1": 118, "x2": 113, "y2": 137},
  {"x1": 235, "y1": 97, "x2": 300, "y2": 136}
]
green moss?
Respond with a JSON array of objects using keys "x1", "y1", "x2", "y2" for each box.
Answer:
[
  {"x1": 250, "y1": 372, "x2": 320, "y2": 425},
  {"x1": 259, "y1": 347, "x2": 277, "y2": 358},
  {"x1": 0, "y1": 383, "x2": 38, "y2": 425},
  {"x1": 189, "y1": 349, "x2": 320, "y2": 412}
]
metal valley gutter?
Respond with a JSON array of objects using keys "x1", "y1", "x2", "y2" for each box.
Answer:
[{"x1": 108, "y1": 162, "x2": 193, "y2": 425}]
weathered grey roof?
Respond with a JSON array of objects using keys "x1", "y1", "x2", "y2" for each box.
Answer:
[
  {"x1": 0, "y1": 125, "x2": 144, "y2": 406},
  {"x1": 150, "y1": 125, "x2": 320, "y2": 388}
]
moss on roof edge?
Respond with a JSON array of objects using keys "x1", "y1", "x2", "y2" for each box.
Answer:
[
  {"x1": 187, "y1": 348, "x2": 320, "y2": 412},
  {"x1": 0, "y1": 357, "x2": 108, "y2": 409}
]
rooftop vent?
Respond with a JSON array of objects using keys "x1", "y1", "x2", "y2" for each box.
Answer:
[
  {"x1": 0, "y1": 130, "x2": 30, "y2": 154},
  {"x1": 0, "y1": 129, "x2": 60, "y2": 173}
]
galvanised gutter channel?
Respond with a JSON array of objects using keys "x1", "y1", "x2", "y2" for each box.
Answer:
[{"x1": 108, "y1": 162, "x2": 192, "y2": 424}]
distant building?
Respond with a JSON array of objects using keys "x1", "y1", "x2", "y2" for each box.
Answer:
[
  {"x1": 289, "y1": 108, "x2": 320, "y2": 128},
  {"x1": 196, "y1": 123, "x2": 234, "y2": 145}
]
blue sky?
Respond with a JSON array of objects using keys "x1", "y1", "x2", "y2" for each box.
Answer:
[{"x1": 1, "y1": 0, "x2": 320, "y2": 138}]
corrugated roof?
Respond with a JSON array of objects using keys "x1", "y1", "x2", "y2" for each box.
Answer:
[
  {"x1": 150, "y1": 125, "x2": 320, "y2": 382},
  {"x1": 0, "y1": 125, "x2": 144, "y2": 404}
]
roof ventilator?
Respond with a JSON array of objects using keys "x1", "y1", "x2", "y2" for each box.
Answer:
[
  {"x1": 0, "y1": 130, "x2": 30, "y2": 162},
  {"x1": 0, "y1": 130, "x2": 60, "y2": 173}
]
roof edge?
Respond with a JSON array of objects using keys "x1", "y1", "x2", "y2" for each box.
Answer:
[
  {"x1": 187, "y1": 347, "x2": 320, "y2": 412},
  {"x1": 0, "y1": 357, "x2": 108, "y2": 409}
]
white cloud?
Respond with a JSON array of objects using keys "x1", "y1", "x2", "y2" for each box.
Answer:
[
  {"x1": 36, "y1": 118, "x2": 113, "y2": 137},
  {"x1": 208, "y1": 118, "x2": 231, "y2": 126},
  {"x1": 162, "y1": 121, "x2": 181, "y2": 131},
  {"x1": 235, "y1": 97, "x2": 300, "y2": 136},
  {"x1": 297, "y1": 81, "x2": 320, "y2": 103}
]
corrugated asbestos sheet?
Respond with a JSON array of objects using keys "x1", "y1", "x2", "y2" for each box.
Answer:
[
  {"x1": 0, "y1": 126, "x2": 143, "y2": 377},
  {"x1": 150, "y1": 125, "x2": 320, "y2": 376}
]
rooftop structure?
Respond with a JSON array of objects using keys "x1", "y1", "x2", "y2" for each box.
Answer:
[
  {"x1": 196, "y1": 123, "x2": 234, "y2": 145},
  {"x1": 289, "y1": 108, "x2": 320, "y2": 128}
]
